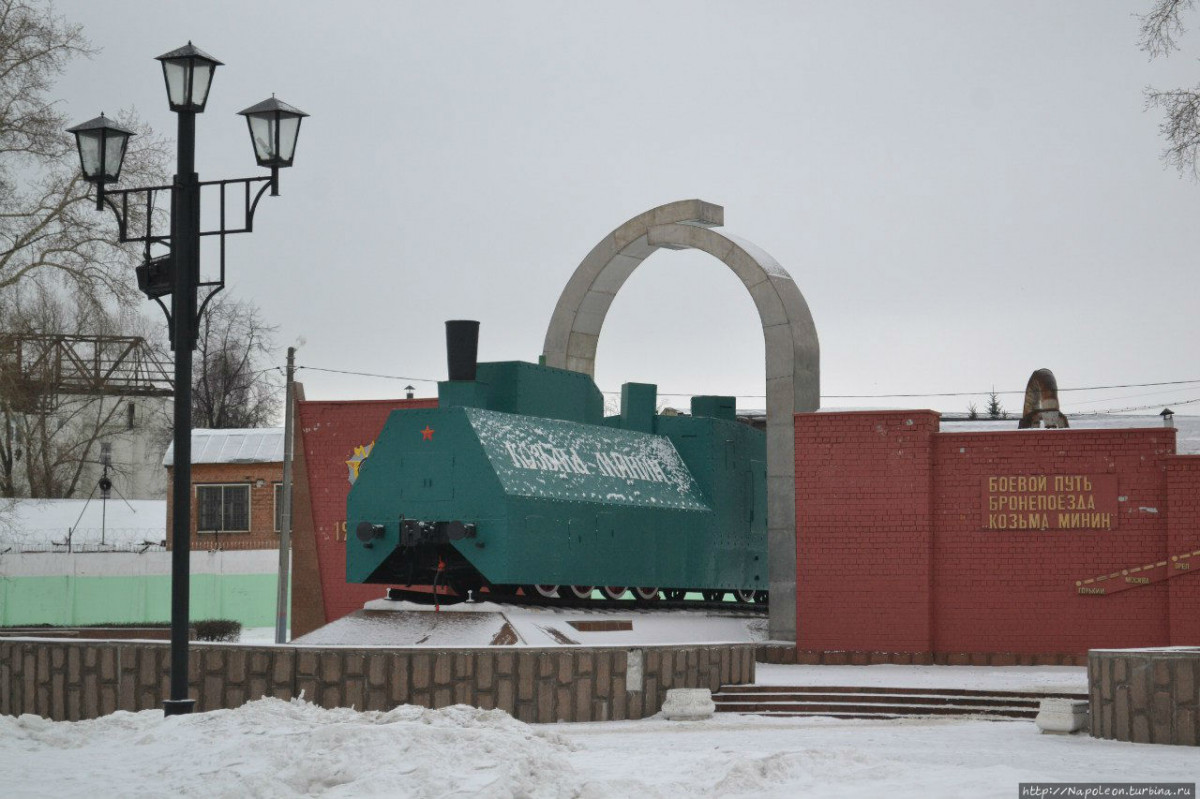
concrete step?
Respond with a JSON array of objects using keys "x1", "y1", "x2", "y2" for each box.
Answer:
[
  {"x1": 715, "y1": 692, "x2": 1042, "y2": 709},
  {"x1": 715, "y1": 701, "x2": 1039, "y2": 718},
  {"x1": 718, "y1": 684, "x2": 1085, "y2": 699},
  {"x1": 714, "y1": 685, "x2": 1087, "y2": 721}
]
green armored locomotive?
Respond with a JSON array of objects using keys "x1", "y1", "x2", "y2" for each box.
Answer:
[{"x1": 345, "y1": 322, "x2": 767, "y2": 603}]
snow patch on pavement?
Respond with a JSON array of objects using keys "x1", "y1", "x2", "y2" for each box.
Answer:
[
  {"x1": 0, "y1": 697, "x2": 583, "y2": 798},
  {"x1": 754, "y1": 663, "x2": 1088, "y2": 693},
  {"x1": 2, "y1": 696, "x2": 1197, "y2": 797}
]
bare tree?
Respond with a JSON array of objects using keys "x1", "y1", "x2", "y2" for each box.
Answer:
[
  {"x1": 0, "y1": 282, "x2": 139, "y2": 498},
  {"x1": 1140, "y1": 0, "x2": 1200, "y2": 177},
  {"x1": 0, "y1": 0, "x2": 169, "y2": 305},
  {"x1": 192, "y1": 293, "x2": 281, "y2": 429}
]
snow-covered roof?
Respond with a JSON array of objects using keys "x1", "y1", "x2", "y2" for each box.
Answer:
[{"x1": 162, "y1": 428, "x2": 284, "y2": 466}]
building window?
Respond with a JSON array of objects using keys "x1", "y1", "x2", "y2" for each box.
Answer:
[
  {"x1": 196, "y1": 484, "x2": 250, "y2": 533},
  {"x1": 127, "y1": 401, "x2": 136, "y2": 430},
  {"x1": 274, "y1": 482, "x2": 283, "y2": 532}
]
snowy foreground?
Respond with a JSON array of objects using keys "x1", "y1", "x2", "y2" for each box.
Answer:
[{"x1": 1, "y1": 693, "x2": 1195, "y2": 798}]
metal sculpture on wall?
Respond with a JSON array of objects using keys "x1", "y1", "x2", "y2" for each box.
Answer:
[
  {"x1": 540, "y1": 200, "x2": 819, "y2": 640},
  {"x1": 1018, "y1": 368, "x2": 1069, "y2": 429}
]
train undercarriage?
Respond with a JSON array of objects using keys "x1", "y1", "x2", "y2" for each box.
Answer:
[{"x1": 377, "y1": 543, "x2": 769, "y2": 607}]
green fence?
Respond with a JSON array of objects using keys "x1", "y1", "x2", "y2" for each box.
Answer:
[{"x1": 0, "y1": 551, "x2": 287, "y2": 629}]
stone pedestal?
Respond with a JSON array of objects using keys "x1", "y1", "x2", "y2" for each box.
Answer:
[
  {"x1": 1035, "y1": 698, "x2": 1089, "y2": 734},
  {"x1": 1089, "y1": 648, "x2": 1200, "y2": 746},
  {"x1": 662, "y1": 687, "x2": 715, "y2": 720}
]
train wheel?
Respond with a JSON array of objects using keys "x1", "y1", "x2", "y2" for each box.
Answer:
[
  {"x1": 663, "y1": 589, "x2": 686, "y2": 601},
  {"x1": 633, "y1": 587, "x2": 660, "y2": 602},
  {"x1": 701, "y1": 590, "x2": 726, "y2": 603},
  {"x1": 732, "y1": 589, "x2": 755, "y2": 603},
  {"x1": 567, "y1": 585, "x2": 595, "y2": 600},
  {"x1": 753, "y1": 590, "x2": 769, "y2": 604},
  {"x1": 600, "y1": 586, "x2": 627, "y2": 600},
  {"x1": 528, "y1": 585, "x2": 559, "y2": 599}
]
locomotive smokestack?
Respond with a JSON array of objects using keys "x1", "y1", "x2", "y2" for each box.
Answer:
[{"x1": 445, "y1": 320, "x2": 480, "y2": 381}]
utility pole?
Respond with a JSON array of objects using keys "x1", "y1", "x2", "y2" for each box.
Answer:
[{"x1": 275, "y1": 346, "x2": 296, "y2": 644}]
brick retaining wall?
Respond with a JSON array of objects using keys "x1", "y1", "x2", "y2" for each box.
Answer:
[
  {"x1": 0, "y1": 639, "x2": 754, "y2": 723},
  {"x1": 1088, "y1": 648, "x2": 1199, "y2": 746}
]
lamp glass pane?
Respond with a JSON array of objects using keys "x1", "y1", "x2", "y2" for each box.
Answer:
[
  {"x1": 162, "y1": 60, "x2": 188, "y2": 107},
  {"x1": 277, "y1": 116, "x2": 300, "y2": 162},
  {"x1": 247, "y1": 115, "x2": 275, "y2": 162},
  {"x1": 191, "y1": 62, "x2": 214, "y2": 108},
  {"x1": 103, "y1": 130, "x2": 128, "y2": 180},
  {"x1": 76, "y1": 130, "x2": 102, "y2": 178}
]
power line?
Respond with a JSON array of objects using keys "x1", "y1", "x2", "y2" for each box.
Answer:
[
  {"x1": 1074, "y1": 395, "x2": 1200, "y2": 416},
  {"x1": 297, "y1": 366, "x2": 437, "y2": 382},
  {"x1": 291, "y1": 363, "x2": 1200, "y2": 403},
  {"x1": 624, "y1": 377, "x2": 1200, "y2": 400}
]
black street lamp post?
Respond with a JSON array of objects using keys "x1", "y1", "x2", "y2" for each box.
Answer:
[{"x1": 68, "y1": 43, "x2": 307, "y2": 717}]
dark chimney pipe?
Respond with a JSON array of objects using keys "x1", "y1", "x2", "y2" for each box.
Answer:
[{"x1": 445, "y1": 320, "x2": 480, "y2": 381}]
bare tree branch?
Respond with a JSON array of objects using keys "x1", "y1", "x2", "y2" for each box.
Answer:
[
  {"x1": 191, "y1": 293, "x2": 282, "y2": 430},
  {"x1": 1145, "y1": 85, "x2": 1200, "y2": 178},
  {"x1": 0, "y1": 282, "x2": 135, "y2": 498},
  {"x1": 1140, "y1": 0, "x2": 1194, "y2": 57},
  {"x1": 1139, "y1": 0, "x2": 1200, "y2": 177},
  {"x1": 0, "y1": 0, "x2": 169, "y2": 302}
]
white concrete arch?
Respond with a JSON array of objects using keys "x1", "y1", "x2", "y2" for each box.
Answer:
[{"x1": 542, "y1": 199, "x2": 819, "y2": 640}]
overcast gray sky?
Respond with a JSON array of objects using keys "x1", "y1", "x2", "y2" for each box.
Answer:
[{"x1": 53, "y1": 1, "x2": 1200, "y2": 416}]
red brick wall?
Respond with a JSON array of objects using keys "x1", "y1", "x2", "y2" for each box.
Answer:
[
  {"x1": 166, "y1": 461, "x2": 283, "y2": 551},
  {"x1": 795, "y1": 412, "x2": 1198, "y2": 659},
  {"x1": 290, "y1": 394, "x2": 437, "y2": 637},
  {"x1": 794, "y1": 410, "x2": 938, "y2": 654},
  {"x1": 932, "y1": 428, "x2": 1175, "y2": 655},
  {"x1": 1167, "y1": 456, "x2": 1200, "y2": 645}
]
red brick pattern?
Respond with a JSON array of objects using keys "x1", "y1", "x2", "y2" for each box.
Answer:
[
  {"x1": 794, "y1": 410, "x2": 939, "y2": 654},
  {"x1": 933, "y1": 428, "x2": 1175, "y2": 654},
  {"x1": 1168, "y1": 456, "x2": 1200, "y2": 646},
  {"x1": 290, "y1": 395, "x2": 436, "y2": 637},
  {"x1": 795, "y1": 411, "x2": 1199, "y2": 658}
]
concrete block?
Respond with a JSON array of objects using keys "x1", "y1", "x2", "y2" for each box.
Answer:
[
  {"x1": 475, "y1": 653, "x2": 493, "y2": 690},
  {"x1": 496, "y1": 678, "x2": 514, "y2": 712},
  {"x1": 574, "y1": 679, "x2": 593, "y2": 721},
  {"x1": 411, "y1": 654, "x2": 431, "y2": 690},
  {"x1": 566, "y1": 331, "x2": 600, "y2": 361},
  {"x1": 662, "y1": 688, "x2": 715, "y2": 720},
  {"x1": 555, "y1": 686, "x2": 572, "y2": 721},
  {"x1": 537, "y1": 683, "x2": 554, "y2": 723},
  {"x1": 1036, "y1": 699, "x2": 1089, "y2": 734},
  {"x1": 320, "y1": 652, "x2": 342, "y2": 683},
  {"x1": 344, "y1": 680, "x2": 363, "y2": 710},
  {"x1": 626, "y1": 650, "x2": 643, "y2": 692},
  {"x1": 433, "y1": 653, "x2": 452, "y2": 686},
  {"x1": 367, "y1": 654, "x2": 386, "y2": 688}
]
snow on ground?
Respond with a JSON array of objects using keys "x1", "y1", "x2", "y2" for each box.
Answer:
[
  {"x1": 755, "y1": 663, "x2": 1088, "y2": 694},
  {"x1": 239, "y1": 626, "x2": 285, "y2": 645},
  {"x1": 292, "y1": 600, "x2": 766, "y2": 647},
  {"x1": 1, "y1": 696, "x2": 1195, "y2": 798}
]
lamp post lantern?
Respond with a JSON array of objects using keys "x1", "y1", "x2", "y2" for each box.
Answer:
[
  {"x1": 68, "y1": 45, "x2": 306, "y2": 717},
  {"x1": 239, "y1": 96, "x2": 309, "y2": 195},
  {"x1": 65, "y1": 114, "x2": 136, "y2": 210}
]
